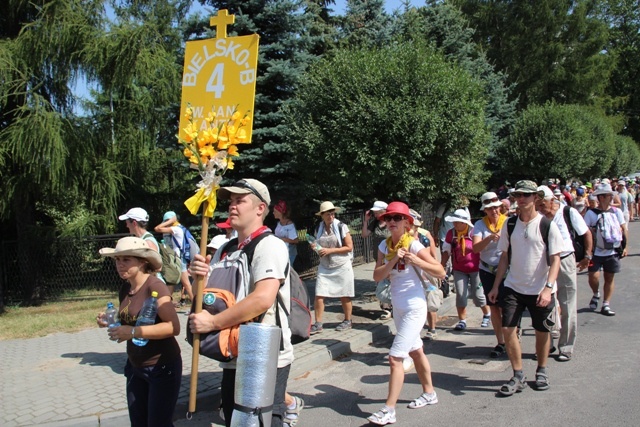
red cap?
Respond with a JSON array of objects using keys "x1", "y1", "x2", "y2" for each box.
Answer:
[{"x1": 216, "y1": 219, "x2": 232, "y2": 229}]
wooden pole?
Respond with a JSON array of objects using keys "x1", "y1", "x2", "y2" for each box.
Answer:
[{"x1": 188, "y1": 202, "x2": 210, "y2": 416}]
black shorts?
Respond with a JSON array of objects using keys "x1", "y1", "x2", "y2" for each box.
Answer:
[
  {"x1": 588, "y1": 254, "x2": 621, "y2": 274},
  {"x1": 501, "y1": 287, "x2": 556, "y2": 332},
  {"x1": 479, "y1": 269, "x2": 504, "y2": 306}
]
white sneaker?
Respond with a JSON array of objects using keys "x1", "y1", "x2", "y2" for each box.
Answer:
[
  {"x1": 402, "y1": 358, "x2": 414, "y2": 373},
  {"x1": 367, "y1": 408, "x2": 396, "y2": 425}
]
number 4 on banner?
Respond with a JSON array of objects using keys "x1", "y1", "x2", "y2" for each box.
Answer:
[{"x1": 207, "y1": 63, "x2": 224, "y2": 98}]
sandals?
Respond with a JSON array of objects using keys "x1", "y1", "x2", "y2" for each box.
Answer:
[
  {"x1": 454, "y1": 320, "x2": 467, "y2": 331},
  {"x1": 535, "y1": 371, "x2": 550, "y2": 390},
  {"x1": 284, "y1": 396, "x2": 304, "y2": 426},
  {"x1": 407, "y1": 391, "x2": 438, "y2": 409},
  {"x1": 481, "y1": 315, "x2": 491, "y2": 328},
  {"x1": 367, "y1": 408, "x2": 396, "y2": 425},
  {"x1": 380, "y1": 310, "x2": 392, "y2": 320},
  {"x1": 498, "y1": 376, "x2": 527, "y2": 396},
  {"x1": 490, "y1": 344, "x2": 506, "y2": 358},
  {"x1": 589, "y1": 295, "x2": 600, "y2": 310}
]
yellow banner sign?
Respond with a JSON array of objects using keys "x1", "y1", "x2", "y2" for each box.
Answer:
[{"x1": 179, "y1": 33, "x2": 259, "y2": 143}]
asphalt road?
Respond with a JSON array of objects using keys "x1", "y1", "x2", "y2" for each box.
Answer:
[{"x1": 266, "y1": 222, "x2": 640, "y2": 427}]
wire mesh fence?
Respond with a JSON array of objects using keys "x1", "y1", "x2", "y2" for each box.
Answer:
[{"x1": 0, "y1": 206, "x2": 438, "y2": 306}]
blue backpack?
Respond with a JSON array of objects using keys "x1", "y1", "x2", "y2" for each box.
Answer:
[{"x1": 172, "y1": 225, "x2": 200, "y2": 263}]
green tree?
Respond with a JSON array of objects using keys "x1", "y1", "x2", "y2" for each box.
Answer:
[
  {"x1": 394, "y1": 2, "x2": 516, "y2": 182},
  {"x1": 496, "y1": 103, "x2": 616, "y2": 182},
  {"x1": 608, "y1": 135, "x2": 640, "y2": 177},
  {"x1": 337, "y1": 0, "x2": 392, "y2": 48},
  {"x1": 455, "y1": 0, "x2": 613, "y2": 108},
  {"x1": 286, "y1": 41, "x2": 490, "y2": 208},
  {"x1": 599, "y1": 0, "x2": 640, "y2": 143}
]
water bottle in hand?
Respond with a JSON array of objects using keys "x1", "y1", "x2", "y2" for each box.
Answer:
[
  {"x1": 306, "y1": 234, "x2": 322, "y2": 252},
  {"x1": 105, "y1": 302, "x2": 121, "y2": 329},
  {"x1": 132, "y1": 291, "x2": 159, "y2": 347}
]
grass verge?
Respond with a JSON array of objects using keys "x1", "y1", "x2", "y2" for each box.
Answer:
[{"x1": 0, "y1": 290, "x2": 118, "y2": 340}]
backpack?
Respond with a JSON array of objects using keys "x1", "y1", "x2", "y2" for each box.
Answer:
[
  {"x1": 562, "y1": 206, "x2": 586, "y2": 261},
  {"x1": 141, "y1": 232, "x2": 182, "y2": 286},
  {"x1": 186, "y1": 232, "x2": 271, "y2": 362},
  {"x1": 506, "y1": 215, "x2": 551, "y2": 265},
  {"x1": 591, "y1": 208, "x2": 623, "y2": 250},
  {"x1": 158, "y1": 241, "x2": 182, "y2": 286},
  {"x1": 276, "y1": 266, "x2": 312, "y2": 344},
  {"x1": 173, "y1": 225, "x2": 200, "y2": 263}
]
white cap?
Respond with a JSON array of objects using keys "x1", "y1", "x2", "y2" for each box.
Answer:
[
  {"x1": 207, "y1": 234, "x2": 229, "y2": 250},
  {"x1": 370, "y1": 201, "x2": 388, "y2": 212},
  {"x1": 537, "y1": 185, "x2": 554, "y2": 200},
  {"x1": 118, "y1": 207, "x2": 149, "y2": 222}
]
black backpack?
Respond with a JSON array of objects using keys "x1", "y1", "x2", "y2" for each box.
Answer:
[{"x1": 562, "y1": 205, "x2": 586, "y2": 262}]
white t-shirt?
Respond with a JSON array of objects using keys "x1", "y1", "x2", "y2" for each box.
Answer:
[
  {"x1": 583, "y1": 207, "x2": 626, "y2": 257},
  {"x1": 472, "y1": 219, "x2": 502, "y2": 269},
  {"x1": 552, "y1": 205, "x2": 589, "y2": 257},
  {"x1": 497, "y1": 214, "x2": 564, "y2": 295},
  {"x1": 275, "y1": 222, "x2": 298, "y2": 249},
  {"x1": 213, "y1": 234, "x2": 293, "y2": 369},
  {"x1": 378, "y1": 240, "x2": 427, "y2": 310},
  {"x1": 164, "y1": 225, "x2": 184, "y2": 258}
]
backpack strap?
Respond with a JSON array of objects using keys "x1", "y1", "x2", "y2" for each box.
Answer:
[
  {"x1": 539, "y1": 215, "x2": 551, "y2": 266},
  {"x1": 506, "y1": 215, "x2": 517, "y2": 264}
]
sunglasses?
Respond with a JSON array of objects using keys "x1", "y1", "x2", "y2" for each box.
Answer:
[
  {"x1": 512, "y1": 192, "x2": 535, "y2": 199},
  {"x1": 382, "y1": 214, "x2": 405, "y2": 222},
  {"x1": 482, "y1": 197, "x2": 499, "y2": 205},
  {"x1": 233, "y1": 180, "x2": 268, "y2": 205}
]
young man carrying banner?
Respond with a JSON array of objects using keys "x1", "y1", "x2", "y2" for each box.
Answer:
[{"x1": 188, "y1": 178, "x2": 293, "y2": 427}]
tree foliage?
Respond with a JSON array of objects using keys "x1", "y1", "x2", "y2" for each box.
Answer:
[
  {"x1": 496, "y1": 103, "x2": 617, "y2": 182},
  {"x1": 454, "y1": 0, "x2": 613, "y2": 108},
  {"x1": 287, "y1": 41, "x2": 490, "y2": 207}
]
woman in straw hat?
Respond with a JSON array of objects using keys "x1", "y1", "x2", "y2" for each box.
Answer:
[
  {"x1": 309, "y1": 201, "x2": 355, "y2": 334},
  {"x1": 367, "y1": 202, "x2": 445, "y2": 425},
  {"x1": 96, "y1": 236, "x2": 182, "y2": 427}
]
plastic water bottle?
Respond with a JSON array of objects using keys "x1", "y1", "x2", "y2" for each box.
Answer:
[
  {"x1": 105, "y1": 302, "x2": 120, "y2": 329},
  {"x1": 132, "y1": 291, "x2": 158, "y2": 347},
  {"x1": 306, "y1": 234, "x2": 322, "y2": 252}
]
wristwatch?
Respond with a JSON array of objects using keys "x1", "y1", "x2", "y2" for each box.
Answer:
[
  {"x1": 545, "y1": 282, "x2": 554, "y2": 289},
  {"x1": 584, "y1": 254, "x2": 592, "y2": 260},
  {"x1": 131, "y1": 327, "x2": 136, "y2": 338}
]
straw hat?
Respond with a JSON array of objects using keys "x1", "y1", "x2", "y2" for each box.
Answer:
[
  {"x1": 99, "y1": 237, "x2": 162, "y2": 270},
  {"x1": 315, "y1": 201, "x2": 342, "y2": 216}
]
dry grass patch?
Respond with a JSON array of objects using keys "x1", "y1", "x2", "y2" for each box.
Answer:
[{"x1": 0, "y1": 290, "x2": 118, "y2": 340}]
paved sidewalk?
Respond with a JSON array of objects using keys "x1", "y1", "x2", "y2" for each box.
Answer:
[{"x1": 0, "y1": 262, "x2": 456, "y2": 427}]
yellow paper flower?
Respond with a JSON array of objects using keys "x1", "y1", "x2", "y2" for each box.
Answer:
[
  {"x1": 227, "y1": 145, "x2": 239, "y2": 156},
  {"x1": 176, "y1": 103, "x2": 252, "y2": 217}
]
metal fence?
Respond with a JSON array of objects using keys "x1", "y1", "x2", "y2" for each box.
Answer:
[{"x1": 0, "y1": 206, "x2": 437, "y2": 305}]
